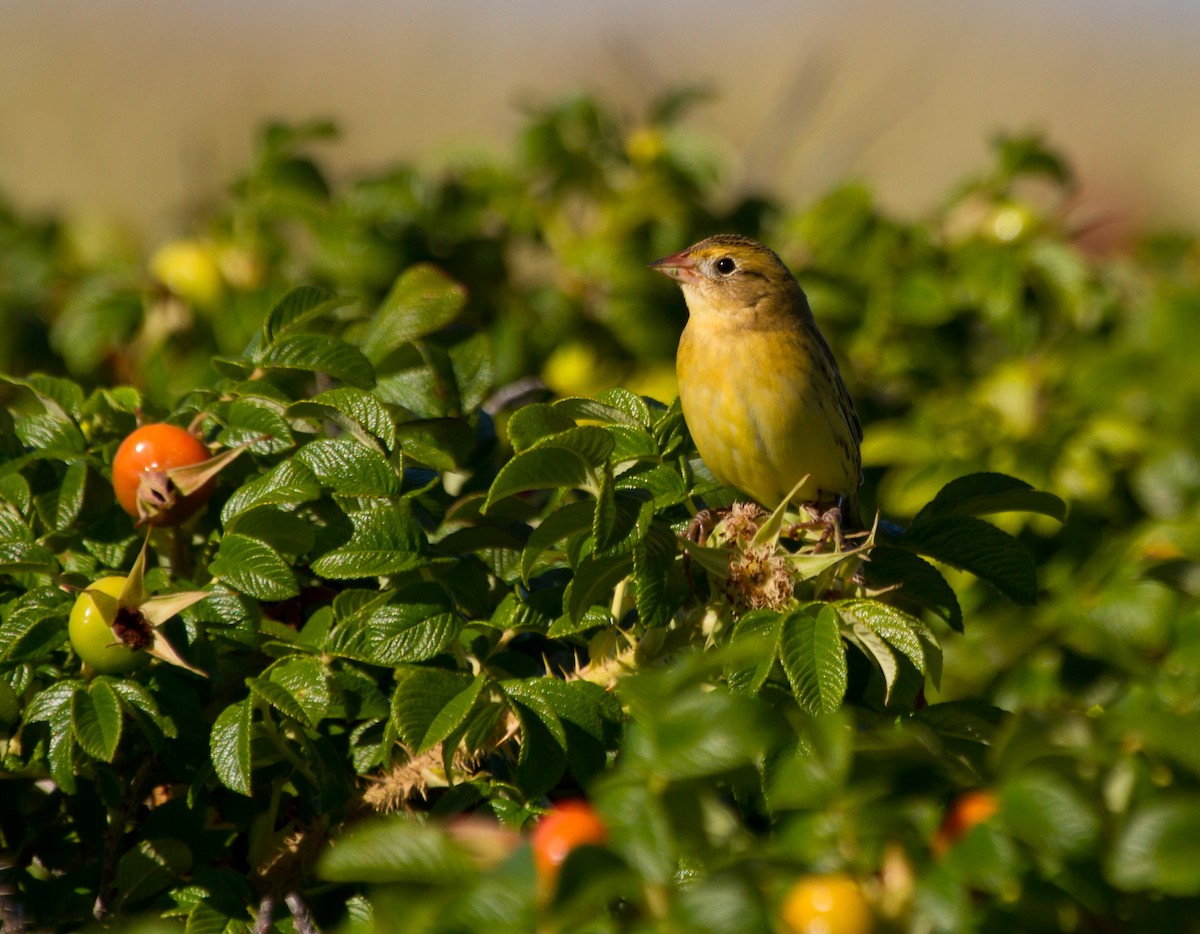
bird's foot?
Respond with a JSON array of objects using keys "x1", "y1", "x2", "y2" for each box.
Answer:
[
  {"x1": 681, "y1": 508, "x2": 725, "y2": 596},
  {"x1": 785, "y1": 501, "x2": 850, "y2": 553}
]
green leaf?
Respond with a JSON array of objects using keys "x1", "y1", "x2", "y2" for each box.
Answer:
[
  {"x1": 533, "y1": 426, "x2": 615, "y2": 466},
  {"x1": 837, "y1": 599, "x2": 942, "y2": 688},
  {"x1": 1002, "y1": 771, "x2": 1099, "y2": 858},
  {"x1": 220, "y1": 458, "x2": 321, "y2": 522},
  {"x1": 14, "y1": 412, "x2": 85, "y2": 457},
  {"x1": 0, "y1": 541, "x2": 58, "y2": 576},
  {"x1": 910, "y1": 472, "x2": 1066, "y2": 527},
  {"x1": 50, "y1": 460, "x2": 87, "y2": 531},
  {"x1": 72, "y1": 680, "x2": 123, "y2": 761},
  {"x1": 565, "y1": 553, "x2": 633, "y2": 623},
  {"x1": 632, "y1": 534, "x2": 674, "y2": 630},
  {"x1": 779, "y1": 604, "x2": 848, "y2": 714},
  {"x1": 418, "y1": 675, "x2": 485, "y2": 755},
  {"x1": 485, "y1": 447, "x2": 595, "y2": 510},
  {"x1": 506, "y1": 403, "x2": 578, "y2": 451},
  {"x1": 210, "y1": 533, "x2": 299, "y2": 600},
  {"x1": 1110, "y1": 797, "x2": 1200, "y2": 895},
  {"x1": 3, "y1": 373, "x2": 84, "y2": 419},
  {"x1": 296, "y1": 438, "x2": 401, "y2": 496},
  {"x1": 521, "y1": 500, "x2": 594, "y2": 581},
  {"x1": 390, "y1": 667, "x2": 476, "y2": 751},
  {"x1": 318, "y1": 816, "x2": 477, "y2": 885},
  {"x1": 259, "y1": 334, "x2": 376, "y2": 389},
  {"x1": 224, "y1": 506, "x2": 315, "y2": 558},
  {"x1": 637, "y1": 682, "x2": 778, "y2": 781},
  {"x1": 553, "y1": 394, "x2": 646, "y2": 427},
  {"x1": 288, "y1": 387, "x2": 397, "y2": 452},
  {"x1": 903, "y1": 517, "x2": 1039, "y2": 605},
  {"x1": 0, "y1": 680, "x2": 18, "y2": 727},
  {"x1": 262, "y1": 285, "x2": 354, "y2": 344},
  {"x1": 115, "y1": 837, "x2": 192, "y2": 907},
  {"x1": 728, "y1": 609, "x2": 785, "y2": 695},
  {"x1": 394, "y1": 417, "x2": 477, "y2": 471},
  {"x1": 216, "y1": 398, "x2": 293, "y2": 453},
  {"x1": 326, "y1": 583, "x2": 460, "y2": 665},
  {"x1": 864, "y1": 545, "x2": 963, "y2": 632},
  {"x1": 210, "y1": 699, "x2": 253, "y2": 796},
  {"x1": 259, "y1": 657, "x2": 332, "y2": 729},
  {"x1": 362, "y1": 264, "x2": 467, "y2": 363},
  {"x1": 501, "y1": 678, "x2": 616, "y2": 784},
  {"x1": 108, "y1": 678, "x2": 177, "y2": 738},
  {"x1": 311, "y1": 506, "x2": 427, "y2": 579}
]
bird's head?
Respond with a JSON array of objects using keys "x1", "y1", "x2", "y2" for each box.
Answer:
[{"x1": 649, "y1": 234, "x2": 804, "y2": 324}]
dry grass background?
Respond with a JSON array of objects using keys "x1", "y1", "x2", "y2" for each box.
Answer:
[{"x1": 1, "y1": 0, "x2": 1197, "y2": 237}]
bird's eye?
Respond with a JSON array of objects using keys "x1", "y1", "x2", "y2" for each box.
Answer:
[{"x1": 714, "y1": 256, "x2": 737, "y2": 275}]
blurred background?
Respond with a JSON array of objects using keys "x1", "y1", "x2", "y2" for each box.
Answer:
[{"x1": 2, "y1": 0, "x2": 1199, "y2": 236}]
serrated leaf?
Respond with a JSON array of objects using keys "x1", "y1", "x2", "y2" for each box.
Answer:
[
  {"x1": 532, "y1": 426, "x2": 615, "y2": 466},
  {"x1": 565, "y1": 553, "x2": 633, "y2": 623},
  {"x1": 521, "y1": 500, "x2": 594, "y2": 582},
  {"x1": 262, "y1": 285, "x2": 354, "y2": 344},
  {"x1": 311, "y1": 506, "x2": 427, "y2": 579},
  {"x1": 728, "y1": 609, "x2": 785, "y2": 694},
  {"x1": 362, "y1": 264, "x2": 467, "y2": 362},
  {"x1": 0, "y1": 473, "x2": 31, "y2": 512},
  {"x1": 266, "y1": 660, "x2": 330, "y2": 729},
  {"x1": 318, "y1": 816, "x2": 477, "y2": 885},
  {"x1": 108, "y1": 678, "x2": 176, "y2": 737},
  {"x1": 296, "y1": 438, "x2": 401, "y2": 496},
  {"x1": 837, "y1": 599, "x2": 940, "y2": 686},
  {"x1": 485, "y1": 447, "x2": 595, "y2": 511},
  {"x1": 506, "y1": 403, "x2": 578, "y2": 451},
  {"x1": 606, "y1": 425, "x2": 660, "y2": 462},
  {"x1": 903, "y1": 516, "x2": 1038, "y2": 605},
  {"x1": 50, "y1": 460, "x2": 87, "y2": 531},
  {"x1": 326, "y1": 583, "x2": 460, "y2": 665},
  {"x1": 779, "y1": 604, "x2": 848, "y2": 714},
  {"x1": 288, "y1": 387, "x2": 397, "y2": 452},
  {"x1": 216, "y1": 398, "x2": 293, "y2": 453},
  {"x1": 552, "y1": 395, "x2": 645, "y2": 427},
  {"x1": 14, "y1": 412, "x2": 85, "y2": 457},
  {"x1": 864, "y1": 544, "x2": 963, "y2": 631},
  {"x1": 3, "y1": 373, "x2": 84, "y2": 419},
  {"x1": 499, "y1": 680, "x2": 568, "y2": 750},
  {"x1": 390, "y1": 667, "x2": 475, "y2": 751},
  {"x1": 910, "y1": 472, "x2": 1066, "y2": 527},
  {"x1": 846, "y1": 620, "x2": 903, "y2": 703},
  {"x1": 418, "y1": 675, "x2": 485, "y2": 755},
  {"x1": 632, "y1": 535, "x2": 674, "y2": 630},
  {"x1": 210, "y1": 699, "x2": 253, "y2": 795},
  {"x1": 72, "y1": 680, "x2": 123, "y2": 761},
  {"x1": 394, "y1": 417, "x2": 477, "y2": 471},
  {"x1": 224, "y1": 506, "x2": 315, "y2": 558},
  {"x1": 259, "y1": 334, "x2": 376, "y2": 389},
  {"x1": 448, "y1": 329, "x2": 493, "y2": 414},
  {"x1": 246, "y1": 677, "x2": 309, "y2": 728},
  {"x1": 220, "y1": 458, "x2": 321, "y2": 522},
  {"x1": 210, "y1": 533, "x2": 299, "y2": 600}
]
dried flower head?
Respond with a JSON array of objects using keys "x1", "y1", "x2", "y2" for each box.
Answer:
[
  {"x1": 726, "y1": 542, "x2": 794, "y2": 610},
  {"x1": 719, "y1": 501, "x2": 766, "y2": 546}
]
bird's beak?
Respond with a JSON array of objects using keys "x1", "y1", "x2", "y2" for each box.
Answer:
[{"x1": 649, "y1": 249, "x2": 700, "y2": 286}]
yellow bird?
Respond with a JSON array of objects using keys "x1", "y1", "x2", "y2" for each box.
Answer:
[{"x1": 650, "y1": 234, "x2": 863, "y2": 528}]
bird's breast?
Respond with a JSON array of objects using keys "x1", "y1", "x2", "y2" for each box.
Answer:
[{"x1": 676, "y1": 318, "x2": 855, "y2": 506}]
